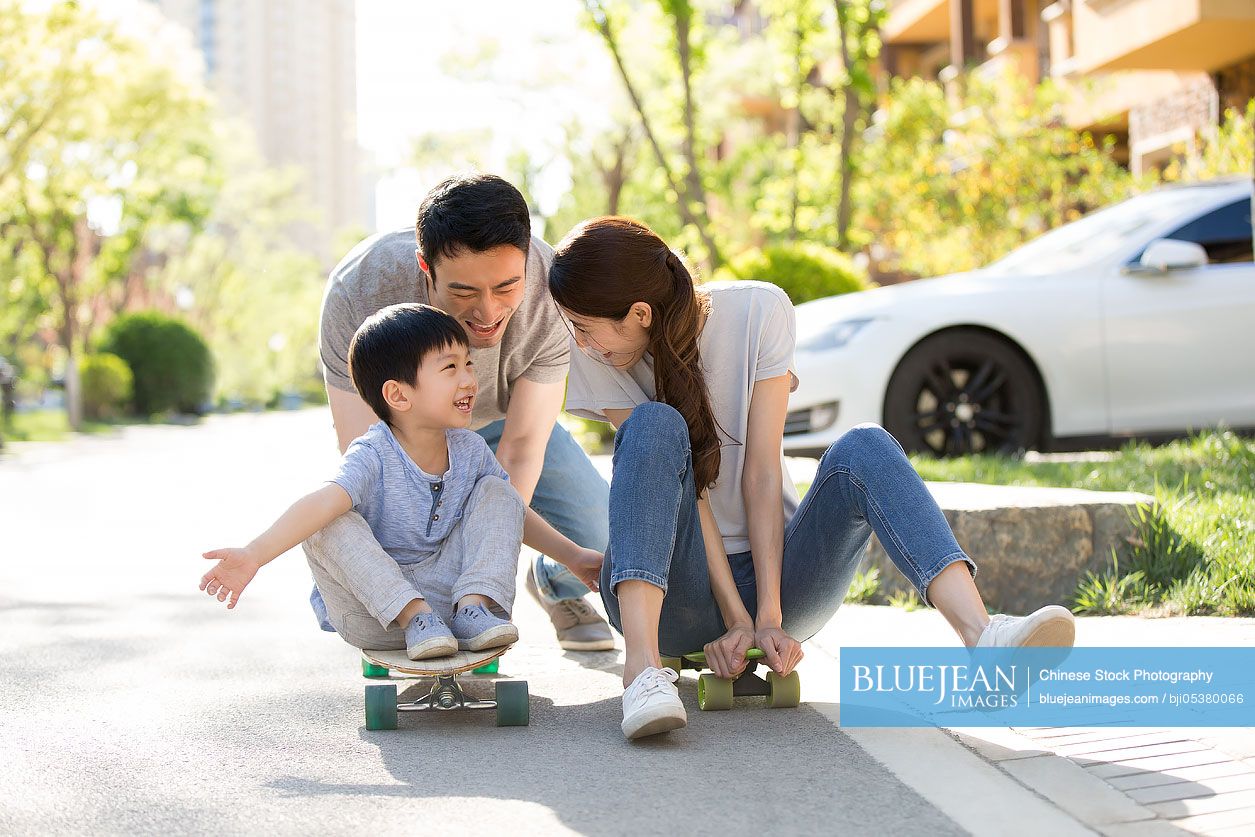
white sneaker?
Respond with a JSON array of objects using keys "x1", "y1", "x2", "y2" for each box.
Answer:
[
  {"x1": 621, "y1": 666, "x2": 687, "y2": 740},
  {"x1": 976, "y1": 605, "x2": 1076, "y2": 648}
]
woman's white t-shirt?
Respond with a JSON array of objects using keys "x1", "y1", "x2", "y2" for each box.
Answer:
[{"x1": 564, "y1": 280, "x2": 801, "y2": 555}]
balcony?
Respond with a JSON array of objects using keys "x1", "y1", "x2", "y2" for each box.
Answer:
[{"x1": 1068, "y1": 0, "x2": 1255, "y2": 74}]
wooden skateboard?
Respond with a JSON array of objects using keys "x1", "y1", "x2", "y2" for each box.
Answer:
[
  {"x1": 660, "y1": 647, "x2": 801, "y2": 711},
  {"x1": 359, "y1": 645, "x2": 528, "y2": 729}
]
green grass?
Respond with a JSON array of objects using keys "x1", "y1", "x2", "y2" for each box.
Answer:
[
  {"x1": 1, "y1": 409, "x2": 138, "y2": 442},
  {"x1": 906, "y1": 430, "x2": 1254, "y2": 617}
]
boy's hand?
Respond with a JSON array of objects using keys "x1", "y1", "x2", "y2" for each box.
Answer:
[
  {"x1": 566, "y1": 547, "x2": 604, "y2": 592},
  {"x1": 200, "y1": 547, "x2": 261, "y2": 609}
]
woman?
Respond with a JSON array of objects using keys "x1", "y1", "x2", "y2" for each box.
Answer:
[{"x1": 549, "y1": 217, "x2": 1075, "y2": 741}]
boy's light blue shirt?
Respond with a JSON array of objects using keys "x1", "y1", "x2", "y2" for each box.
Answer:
[{"x1": 331, "y1": 421, "x2": 510, "y2": 565}]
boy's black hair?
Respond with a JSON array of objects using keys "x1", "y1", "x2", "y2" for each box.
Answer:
[
  {"x1": 348, "y1": 303, "x2": 470, "y2": 425},
  {"x1": 416, "y1": 173, "x2": 531, "y2": 282}
]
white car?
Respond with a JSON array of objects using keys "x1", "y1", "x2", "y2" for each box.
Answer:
[{"x1": 784, "y1": 177, "x2": 1255, "y2": 457}]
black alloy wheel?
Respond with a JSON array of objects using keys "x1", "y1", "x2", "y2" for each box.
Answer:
[{"x1": 883, "y1": 330, "x2": 1045, "y2": 457}]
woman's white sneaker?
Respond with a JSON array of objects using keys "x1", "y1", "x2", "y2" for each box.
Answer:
[
  {"x1": 976, "y1": 605, "x2": 1076, "y2": 648},
  {"x1": 621, "y1": 665, "x2": 687, "y2": 740}
]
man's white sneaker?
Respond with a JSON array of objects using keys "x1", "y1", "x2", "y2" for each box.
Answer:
[
  {"x1": 621, "y1": 666, "x2": 687, "y2": 740},
  {"x1": 976, "y1": 605, "x2": 1076, "y2": 648}
]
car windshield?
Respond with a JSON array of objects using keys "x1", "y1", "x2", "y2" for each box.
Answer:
[{"x1": 987, "y1": 187, "x2": 1222, "y2": 275}]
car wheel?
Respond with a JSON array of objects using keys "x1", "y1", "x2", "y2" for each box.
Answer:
[{"x1": 884, "y1": 330, "x2": 1044, "y2": 457}]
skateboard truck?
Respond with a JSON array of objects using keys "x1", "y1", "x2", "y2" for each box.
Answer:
[
  {"x1": 661, "y1": 647, "x2": 802, "y2": 711},
  {"x1": 402, "y1": 675, "x2": 496, "y2": 712},
  {"x1": 359, "y1": 648, "x2": 529, "y2": 729}
]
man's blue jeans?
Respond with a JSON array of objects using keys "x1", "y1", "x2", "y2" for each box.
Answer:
[
  {"x1": 476, "y1": 419, "x2": 608, "y2": 603},
  {"x1": 597, "y1": 402, "x2": 977, "y2": 655}
]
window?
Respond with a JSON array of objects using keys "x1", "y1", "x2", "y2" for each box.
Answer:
[{"x1": 1163, "y1": 198, "x2": 1254, "y2": 265}]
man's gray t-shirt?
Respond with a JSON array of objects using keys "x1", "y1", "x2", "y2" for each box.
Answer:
[
  {"x1": 320, "y1": 229, "x2": 568, "y2": 430},
  {"x1": 331, "y1": 422, "x2": 510, "y2": 565},
  {"x1": 564, "y1": 280, "x2": 801, "y2": 555}
]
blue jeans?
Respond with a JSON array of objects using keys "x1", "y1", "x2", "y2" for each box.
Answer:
[
  {"x1": 476, "y1": 419, "x2": 608, "y2": 603},
  {"x1": 598, "y1": 402, "x2": 977, "y2": 656}
]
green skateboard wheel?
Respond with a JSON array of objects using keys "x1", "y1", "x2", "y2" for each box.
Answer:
[
  {"x1": 495, "y1": 680, "x2": 529, "y2": 726},
  {"x1": 767, "y1": 671, "x2": 801, "y2": 708},
  {"x1": 697, "y1": 673, "x2": 734, "y2": 711},
  {"x1": 659, "y1": 656, "x2": 682, "y2": 677},
  {"x1": 361, "y1": 658, "x2": 390, "y2": 679},
  {"x1": 472, "y1": 658, "x2": 500, "y2": 675},
  {"x1": 364, "y1": 683, "x2": 398, "y2": 730}
]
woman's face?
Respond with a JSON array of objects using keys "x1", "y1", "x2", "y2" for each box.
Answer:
[{"x1": 561, "y1": 303, "x2": 652, "y2": 370}]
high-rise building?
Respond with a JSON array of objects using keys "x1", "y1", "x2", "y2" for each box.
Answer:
[{"x1": 149, "y1": 0, "x2": 367, "y2": 259}]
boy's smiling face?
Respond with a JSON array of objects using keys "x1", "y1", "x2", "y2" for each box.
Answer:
[{"x1": 385, "y1": 341, "x2": 478, "y2": 429}]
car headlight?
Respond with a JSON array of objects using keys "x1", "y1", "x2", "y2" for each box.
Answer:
[{"x1": 796, "y1": 318, "x2": 874, "y2": 353}]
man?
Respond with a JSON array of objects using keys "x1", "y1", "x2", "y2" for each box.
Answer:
[{"x1": 314, "y1": 173, "x2": 613, "y2": 651}]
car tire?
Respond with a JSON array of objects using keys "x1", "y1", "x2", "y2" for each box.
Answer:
[{"x1": 884, "y1": 330, "x2": 1045, "y2": 457}]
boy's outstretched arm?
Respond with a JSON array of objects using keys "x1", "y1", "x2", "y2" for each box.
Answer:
[{"x1": 200, "y1": 483, "x2": 353, "y2": 609}]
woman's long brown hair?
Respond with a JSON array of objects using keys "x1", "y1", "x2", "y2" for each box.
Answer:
[{"x1": 549, "y1": 216, "x2": 722, "y2": 492}]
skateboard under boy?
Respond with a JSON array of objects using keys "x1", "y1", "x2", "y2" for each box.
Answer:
[
  {"x1": 660, "y1": 647, "x2": 801, "y2": 711},
  {"x1": 359, "y1": 645, "x2": 528, "y2": 729}
]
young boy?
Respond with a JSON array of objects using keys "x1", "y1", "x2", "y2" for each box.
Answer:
[{"x1": 199, "y1": 303, "x2": 526, "y2": 660}]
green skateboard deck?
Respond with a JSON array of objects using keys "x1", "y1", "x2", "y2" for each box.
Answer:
[{"x1": 660, "y1": 647, "x2": 801, "y2": 711}]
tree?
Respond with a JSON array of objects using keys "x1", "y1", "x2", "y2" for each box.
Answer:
[
  {"x1": 831, "y1": 0, "x2": 884, "y2": 250},
  {"x1": 854, "y1": 72, "x2": 1133, "y2": 278},
  {"x1": 0, "y1": 0, "x2": 216, "y2": 428},
  {"x1": 582, "y1": 0, "x2": 724, "y2": 268}
]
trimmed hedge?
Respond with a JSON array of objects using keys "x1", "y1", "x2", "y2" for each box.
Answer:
[
  {"x1": 99, "y1": 312, "x2": 214, "y2": 416},
  {"x1": 80, "y1": 353, "x2": 133, "y2": 420},
  {"x1": 717, "y1": 243, "x2": 871, "y2": 304}
]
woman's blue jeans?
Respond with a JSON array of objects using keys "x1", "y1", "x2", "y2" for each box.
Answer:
[{"x1": 599, "y1": 402, "x2": 977, "y2": 656}]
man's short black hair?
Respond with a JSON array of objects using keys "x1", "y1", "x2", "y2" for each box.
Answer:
[
  {"x1": 348, "y1": 303, "x2": 469, "y2": 425},
  {"x1": 416, "y1": 173, "x2": 531, "y2": 281}
]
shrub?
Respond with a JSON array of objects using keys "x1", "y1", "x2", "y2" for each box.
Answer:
[
  {"x1": 99, "y1": 312, "x2": 215, "y2": 416},
  {"x1": 80, "y1": 353, "x2": 133, "y2": 420},
  {"x1": 716, "y1": 242, "x2": 871, "y2": 304}
]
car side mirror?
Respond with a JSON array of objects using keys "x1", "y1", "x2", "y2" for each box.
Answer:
[{"x1": 1128, "y1": 239, "x2": 1208, "y2": 274}]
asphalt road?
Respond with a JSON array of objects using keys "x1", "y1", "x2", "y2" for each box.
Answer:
[{"x1": 0, "y1": 409, "x2": 967, "y2": 836}]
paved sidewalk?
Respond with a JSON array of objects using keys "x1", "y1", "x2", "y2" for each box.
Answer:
[{"x1": 1, "y1": 409, "x2": 1250, "y2": 836}]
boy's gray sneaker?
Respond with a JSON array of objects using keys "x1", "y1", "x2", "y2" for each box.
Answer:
[
  {"x1": 450, "y1": 603, "x2": 519, "y2": 651},
  {"x1": 404, "y1": 611, "x2": 458, "y2": 661},
  {"x1": 525, "y1": 565, "x2": 616, "y2": 651}
]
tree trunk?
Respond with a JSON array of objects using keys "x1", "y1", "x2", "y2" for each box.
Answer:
[
  {"x1": 672, "y1": 7, "x2": 722, "y2": 268},
  {"x1": 787, "y1": 19, "x2": 806, "y2": 241},
  {"x1": 833, "y1": 1, "x2": 859, "y2": 251},
  {"x1": 585, "y1": 0, "x2": 723, "y2": 269},
  {"x1": 600, "y1": 125, "x2": 634, "y2": 215}
]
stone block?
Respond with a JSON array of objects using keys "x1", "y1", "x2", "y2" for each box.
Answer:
[{"x1": 861, "y1": 482, "x2": 1154, "y2": 613}]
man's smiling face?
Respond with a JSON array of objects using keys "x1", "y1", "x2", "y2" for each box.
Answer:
[{"x1": 422, "y1": 244, "x2": 527, "y2": 349}]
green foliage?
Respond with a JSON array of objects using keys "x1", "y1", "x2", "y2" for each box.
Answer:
[
  {"x1": 855, "y1": 72, "x2": 1134, "y2": 277},
  {"x1": 1, "y1": 408, "x2": 126, "y2": 442},
  {"x1": 716, "y1": 243, "x2": 871, "y2": 304},
  {"x1": 887, "y1": 588, "x2": 923, "y2": 612},
  {"x1": 99, "y1": 312, "x2": 214, "y2": 417},
  {"x1": 1073, "y1": 555, "x2": 1154, "y2": 616},
  {"x1": 912, "y1": 430, "x2": 1255, "y2": 616},
  {"x1": 1158, "y1": 100, "x2": 1255, "y2": 183},
  {"x1": 79, "y1": 353, "x2": 133, "y2": 421},
  {"x1": 844, "y1": 566, "x2": 881, "y2": 605}
]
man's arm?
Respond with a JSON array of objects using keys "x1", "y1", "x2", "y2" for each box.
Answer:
[
  {"x1": 494, "y1": 377, "x2": 565, "y2": 505},
  {"x1": 328, "y1": 386, "x2": 378, "y2": 455}
]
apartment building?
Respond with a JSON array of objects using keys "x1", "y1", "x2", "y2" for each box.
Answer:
[
  {"x1": 881, "y1": 0, "x2": 1255, "y2": 173},
  {"x1": 149, "y1": 0, "x2": 368, "y2": 259}
]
